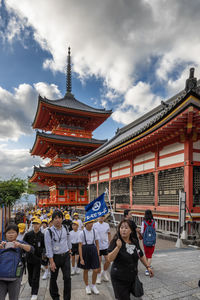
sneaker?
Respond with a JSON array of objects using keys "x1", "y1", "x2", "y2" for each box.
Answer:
[
  {"x1": 96, "y1": 274, "x2": 101, "y2": 284},
  {"x1": 71, "y1": 268, "x2": 75, "y2": 275},
  {"x1": 42, "y1": 271, "x2": 48, "y2": 280},
  {"x1": 31, "y1": 295, "x2": 38, "y2": 300},
  {"x1": 145, "y1": 270, "x2": 150, "y2": 276},
  {"x1": 102, "y1": 271, "x2": 109, "y2": 282},
  {"x1": 85, "y1": 286, "x2": 92, "y2": 295},
  {"x1": 91, "y1": 285, "x2": 99, "y2": 295},
  {"x1": 75, "y1": 268, "x2": 80, "y2": 274}
]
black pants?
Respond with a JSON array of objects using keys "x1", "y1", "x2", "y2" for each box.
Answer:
[
  {"x1": 50, "y1": 252, "x2": 71, "y2": 300},
  {"x1": 27, "y1": 262, "x2": 41, "y2": 295},
  {"x1": 111, "y1": 276, "x2": 134, "y2": 300}
]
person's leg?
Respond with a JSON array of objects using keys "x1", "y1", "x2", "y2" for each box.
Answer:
[
  {"x1": 96, "y1": 255, "x2": 102, "y2": 284},
  {"x1": 98, "y1": 255, "x2": 102, "y2": 274},
  {"x1": 27, "y1": 263, "x2": 34, "y2": 287},
  {"x1": 0, "y1": 280, "x2": 8, "y2": 300},
  {"x1": 7, "y1": 278, "x2": 21, "y2": 300},
  {"x1": 103, "y1": 255, "x2": 110, "y2": 271},
  {"x1": 49, "y1": 257, "x2": 60, "y2": 300},
  {"x1": 92, "y1": 269, "x2": 98, "y2": 285},
  {"x1": 31, "y1": 262, "x2": 41, "y2": 296},
  {"x1": 75, "y1": 255, "x2": 80, "y2": 274},
  {"x1": 83, "y1": 270, "x2": 89, "y2": 286},
  {"x1": 61, "y1": 254, "x2": 71, "y2": 300},
  {"x1": 71, "y1": 255, "x2": 75, "y2": 268}
]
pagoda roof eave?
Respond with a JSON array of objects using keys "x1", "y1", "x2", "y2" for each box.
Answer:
[
  {"x1": 32, "y1": 94, "x2": 112, "y2": 129},
  {"x1": 29, "y1": 165, "x2": 88, "y2": 183},
  {"x1": 67, "y1": 88, "x2": 200, "y2": 172}
]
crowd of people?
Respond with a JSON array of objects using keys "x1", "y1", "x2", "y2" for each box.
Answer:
[{"x1": 0, "y1": 207, "x2": 156, "y2": 300}]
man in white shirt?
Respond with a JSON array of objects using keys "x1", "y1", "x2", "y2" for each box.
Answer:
[{"x1": 93, "y1": 216, "x2": 111, "y2": 284}]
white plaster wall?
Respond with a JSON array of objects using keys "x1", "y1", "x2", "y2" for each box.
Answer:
[
  {"x1": 112, "y1": 160, "x2": 130, "y2": 171},
  {"x1": 99, "y1": 167, "x2": 109, "y2": 174},
  {"x1": 99, "y1": 173, "x2": 109, "y2": 180},
  {"x1": 134, "y1": 161, "x2": 155, "y2": 173},
  {"x1": 134, "y1": 152, "x2": 155, "y2": 164},
  {"x1": 159, "y1": 142, "x2": 184, "y2": 156},
  {"x1": 112, "y1": 167, "x2": 130, "y2": 178},
  {"x1": 91, "y1": 176, "x2": 97, "y2": 182},
  {"x1": 159, "y1": 153, "x2": 184, "y2": 167}
]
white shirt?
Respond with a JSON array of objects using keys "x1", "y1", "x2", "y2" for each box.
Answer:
[
  {"x1": 78, "y1": 228, "x2": 99, "y2": 245},
  {"x1": 17, "y1": 233, "x2": 25, "y2": 241},
  {"x1": 70, "y1": 230, "x2": 80, "y2": 244},
  {"x1": 93, "y1": 222, "x2": 110, "y2": 250}
]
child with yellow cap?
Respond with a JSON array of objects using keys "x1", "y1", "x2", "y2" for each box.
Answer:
[
  {"x1": 17, "y1": 223, "x2": 26, "y2": 241},
  {"x1": 70, "y1": 221, "x2": 81, "y2": 275}
]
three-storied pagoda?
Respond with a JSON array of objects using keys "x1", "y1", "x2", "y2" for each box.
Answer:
[{"x1": 30, "y1": 48, "x2": 112, "y2": 207}]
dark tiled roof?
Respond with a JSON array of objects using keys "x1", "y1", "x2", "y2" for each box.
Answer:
[
  {"x1": 34, "y1": 165, "x2": 69, "y2": 175},
  {"x1": 36, "y1": 132, "x2": 107, "y2": 145},
  {"x1": 41, "y1": 92, "x2": 112, "y2": 114},
  {"x1": 66, "y1": 82, "x2": 200, "y2": 169}
]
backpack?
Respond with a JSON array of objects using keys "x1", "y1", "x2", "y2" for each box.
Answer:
[
  {"x1": 143, "y1": 220, "x2": 156, "y2": 247},
  {"x1": 0, "y1": 248, "x2": 22, "y2": 278}
]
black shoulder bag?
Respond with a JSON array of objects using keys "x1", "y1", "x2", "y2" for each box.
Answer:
[{"x1": 132, "y1": 275, "x2": 144, "y2": 298}]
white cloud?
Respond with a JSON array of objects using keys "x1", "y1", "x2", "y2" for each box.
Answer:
[
  {"x1": 0, "y1": 145, "x2": 43, "y2": 179},
  {"x1": 0, "y1": 82, "x2": 61, "y2": 141},
  {"x1": 4, "y1": 0, "x2": 200, "y2": 125}
]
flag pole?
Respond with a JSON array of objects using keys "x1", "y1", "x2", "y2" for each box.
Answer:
[{"x1": 105, "y1": 188, "x2": 117, "y2": 227}]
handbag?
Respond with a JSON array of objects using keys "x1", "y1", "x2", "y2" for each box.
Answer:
[{"x1": 132, "y1": 275, "x2": 144, "y2": 298}]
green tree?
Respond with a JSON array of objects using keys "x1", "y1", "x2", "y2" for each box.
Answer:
[{"x1": 0, "y1": 176, "x2": 28, "y2": 207}]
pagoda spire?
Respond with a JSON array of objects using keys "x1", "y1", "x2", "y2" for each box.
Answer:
[{"x1": 66, "y1": 46, "x2": 72, "y2": 95}]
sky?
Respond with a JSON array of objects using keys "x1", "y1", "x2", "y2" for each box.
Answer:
[{"x1": 0, "y1": 0, "x2": 200, "y2": 179}]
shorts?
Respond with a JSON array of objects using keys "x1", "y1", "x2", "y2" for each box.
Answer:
[
  {"x1": 71, "y1": 243, "x2": 79, "y2": 256},
  {"x1": 99, "y1": 249, "x2": 108, "y2": 256}
]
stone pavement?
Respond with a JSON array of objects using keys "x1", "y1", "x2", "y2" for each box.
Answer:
[{"x1": 18, "y1": 244, "x2": 200, "y2": 300}]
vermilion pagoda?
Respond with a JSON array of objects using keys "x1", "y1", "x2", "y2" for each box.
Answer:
[{"x1": 30, "y1": 48, "x2": 112, "y2": 207}]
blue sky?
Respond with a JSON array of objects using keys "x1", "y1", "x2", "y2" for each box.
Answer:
[{"x1": 0, "y1": 0, "x2": 200, "y2": 179}]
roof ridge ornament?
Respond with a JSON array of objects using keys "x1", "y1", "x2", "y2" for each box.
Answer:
[{"x1": 185, "y1": 67, "x2": 197, "y2": 92}]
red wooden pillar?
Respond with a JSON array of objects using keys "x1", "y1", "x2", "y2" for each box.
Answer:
[
  {"x1": 109, "y1": 166, "x2": 112, "y2": 202},
  {"x1": 184, "y1": 138, "x2": 193, "y2": 211},
  {"x1": 97, "y1": 170, "x2": 99, "y2": 197},
  {"x1": 130, "y1": 159, "x2": 133, "y2": 207},
  {"x1": 154, "y1": 148, "x2": 159, "y2": 208}
]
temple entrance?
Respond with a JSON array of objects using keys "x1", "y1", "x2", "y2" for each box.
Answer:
[{"x1": 68, "y1": 190, "x2": 76, "y2": 202}]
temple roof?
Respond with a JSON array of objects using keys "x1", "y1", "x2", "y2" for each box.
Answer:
[
  {"x1": 31, "y1": 131, "x2": 107, "y2": 155},
  {"x1": 66, "y1": 70, "x2": 200, "y2": 170}
]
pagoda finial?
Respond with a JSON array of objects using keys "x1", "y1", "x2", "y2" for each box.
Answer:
[
  {"x1": 66, "y1": 46, "x2": 72, "y2": 94},
  {"x1": 185, "y1": 67, "x2": 197, "y2": 92}
]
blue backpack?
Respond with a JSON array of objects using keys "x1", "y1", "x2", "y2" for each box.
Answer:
[
  {"x1": 0, "y1": 247, "x2": 22, "y2": 278},
  {"x1": 143, "y1": 220, "x2": 156, "y2": 246}
]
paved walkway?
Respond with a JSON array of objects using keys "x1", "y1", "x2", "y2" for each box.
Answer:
[{"x1": 19, "y1": 243, "x2": 200, "y2": 300}]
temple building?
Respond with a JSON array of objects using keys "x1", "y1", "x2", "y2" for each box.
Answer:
[
  {"x1": 30, "y1": 48, "x2": 112, "y2": 207},
  {"x1": 67, "y1": 68, "x2": 200, "y2": 238}
]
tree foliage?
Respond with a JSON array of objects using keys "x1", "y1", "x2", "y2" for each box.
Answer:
[{"x1": 0, "y1": 176, "x2": 28, "y2": 207}]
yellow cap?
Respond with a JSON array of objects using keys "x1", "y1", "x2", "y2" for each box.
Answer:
[
  {"x1": 72, "y1": 221, "x2": 79, "y2": 226},
  {"x1": 63, "y1": 211, "x2": 67, "y2": 215},
  {"x1": 42, "y1": 219, "x2": 48, "y2": 224},
  {"x1": 32, "y1": 218, "x2": 42, "y2": 225},
  {"x1": 43, "y1": 210, "x2": 46, "y2": 213},
  {"x1": 65, "y1": 214, "x2": 70, "y2": 220},
  {"x1": 47, "y1": 213, "x2": 51, "y2": 217},
  {"x1": 18, "y1": 223, "x2": 26, "y2": 233},
  {"x1": 84, "y1": 219, "x2": 94, "y2": 225},
  {"x1": 73, "y1": 212, "x2": 78, "y2": 216},
  {"x1": 48, "y1": 218, "x2": 52, "y2": 224}
]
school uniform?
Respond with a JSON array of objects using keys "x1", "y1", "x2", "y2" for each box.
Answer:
[
  {"x1": 69, "y1": 230, "x2": 80, "y2": 256},
  {"x1": 45, "y1": 225, "x2": 72, "y2": 300},
  {"x1": 23, "y1": 231, "x2": 45, "y2": 296},
  {"x1": 93, "y1": 221, "x2": 110, "y2": 255},
  {"x1": 78, "y1": 228, "x2": 100, "y2": 270},
  {"x1": 73, "y1": 219, "x2": 83, "y2": 230}
]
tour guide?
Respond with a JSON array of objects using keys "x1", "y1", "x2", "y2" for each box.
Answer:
[{"x1": 44, "y1": 210, "x2": 72, "y2": 300}]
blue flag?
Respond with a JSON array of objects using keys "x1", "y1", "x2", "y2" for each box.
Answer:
[{"x1": 84, "y1": 193, "x2": 109, "y2": 222}]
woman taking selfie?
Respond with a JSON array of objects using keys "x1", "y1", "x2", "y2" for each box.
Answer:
[
  {"x1": 0, "y1": 224, "x2": 32, "y2": 300},
  {"x1": 108, "y1": 219, "x2": 153, "y2": 300}
]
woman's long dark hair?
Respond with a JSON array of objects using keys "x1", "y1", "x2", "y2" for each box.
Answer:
[
  {"x1": 109, "y1": 219, "x2": 138, "y2": 248},
  {"x1": 144, "y1": 209, "x2": 153, "y2": 222}
]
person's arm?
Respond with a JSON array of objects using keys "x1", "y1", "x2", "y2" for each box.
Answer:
[
  {"x1": 95, "y1": 239, "x2": 100, "y2": 256},
  {"x1": 78, "y1": 242, "x2": 84, "y2": 265},
  {"x1": 107, "y1": 239, "x2": 122, "y2": 263},
  {"x1": 13, "y1": 241, "x2": 31, "y2": 252},
  {"x1": 139, "y1": 255, "x2": 154, "y2": 277},
  {"x1": 44, "y1": 229, "x2": 56, "y2": 271},
  {"x1": 108, "y1": 232, "x2": 111, "y2": 243}
]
